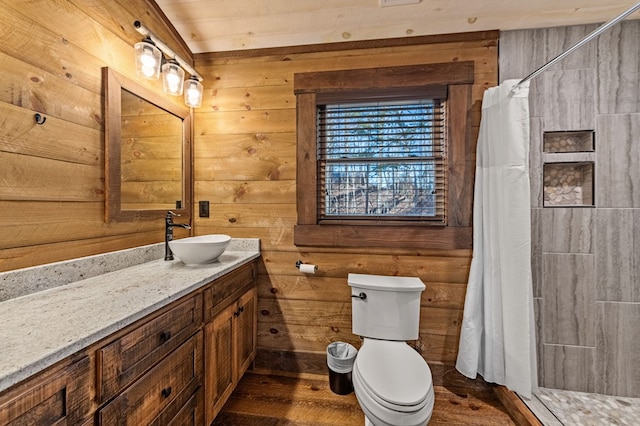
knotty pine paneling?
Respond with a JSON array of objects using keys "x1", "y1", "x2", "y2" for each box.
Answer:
[
  {"x1": 256, "y1": 275, "x2": 467, "y2": 309},
  {"x1": 194, "y1": 157, "x2": 296, "y2": 181},
  {"x1": 195, "y1": 109, "x2": 295, "y2": 135},
  {"x1": 195, "y1": 226, "x2": 296, "y2": 251},
  {"x1": 195, "y1": 133, "x2": 297, "y2": 159},
  {"x1": 0, "y1": 103, "x2": 101, "y2": 165},
  {"x1": 198, "y1": 204, "x2": 296, "y2": 229},
  {"x1": 0, "y1": 0, "x2": 191, "y2": 272},
  {"x1": 0, "y1": 152, "x2": 103, "y2": 202},
  {"x1": 194, "y1": 33, "x2": 496, "y2": 371},
  {"x1": 258, "y1": 251, "x2": 472, "y2": 283},
  {"x1": 211, "y1": 86, "x2": 295, "y2": 111},
  {"x1": 0, "y1": 230, "x2": 162, "y2": 272},
  {"x1": 196, "y1": 181, "x2": 297, "y2": 205},
  {"x1": 0, "y1": 201, "x2": 173, "y2": 250},
  {"x1": 0, "y1": 52, "x2": 102, "y2": 131}
]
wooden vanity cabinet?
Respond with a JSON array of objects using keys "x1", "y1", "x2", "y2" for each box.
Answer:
[
  {"x1": 203, "y1": 262, "x2": 257, "y2": 425},
  {"x1": 0, "y1": 355, "x2": 94, "y2": 425},
  {"x1": 0, "y1": 258, "x2": 258, "y2": 426}
]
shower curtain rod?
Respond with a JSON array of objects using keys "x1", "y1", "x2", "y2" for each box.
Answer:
[{"x1": 512, "y1": 1, "x2": 640, "y2": 92}]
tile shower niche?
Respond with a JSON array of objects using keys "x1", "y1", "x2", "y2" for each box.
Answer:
[{"x1": 543, "y1": 131, "x2": 595, "y2": 207}]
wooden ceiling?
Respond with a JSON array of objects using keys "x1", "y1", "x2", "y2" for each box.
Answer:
[{"x1": 155, "y1": 0, "x2": 639, "y2": 54}]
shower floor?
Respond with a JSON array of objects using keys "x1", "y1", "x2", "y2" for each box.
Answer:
[{"x1": 522, "y1": 387, "x2": 640, "y2": 425}]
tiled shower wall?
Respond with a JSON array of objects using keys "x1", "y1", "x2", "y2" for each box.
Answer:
[{"x1": 500, "y1": 20, "x2": 640, "y2": 397}]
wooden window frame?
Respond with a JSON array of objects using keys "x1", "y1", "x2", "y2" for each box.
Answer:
[{"x1": 294, "y1": 62, "x2": 475, "y2": 250}]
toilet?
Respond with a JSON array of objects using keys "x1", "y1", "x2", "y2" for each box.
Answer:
[{"x1": 348, "y1": 273, "x2": 434, "y2": 426}]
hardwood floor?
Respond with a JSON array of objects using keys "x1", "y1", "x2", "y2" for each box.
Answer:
[{"x1": 212, "y1": 371, "x2": 516, "y2": 425}]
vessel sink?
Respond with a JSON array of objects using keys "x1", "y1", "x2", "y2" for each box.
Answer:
[{"x1": 169, "y1": 234, "x2": 231, "y2": 265}]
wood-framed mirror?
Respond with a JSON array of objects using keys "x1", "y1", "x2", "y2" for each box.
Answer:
[{"x1": 103, "y1": 67, "x2": 192, "y2": 222}]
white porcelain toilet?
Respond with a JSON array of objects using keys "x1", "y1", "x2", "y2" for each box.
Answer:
[{"x1": 348, "y1": 273, "x2": 434, "y2": 426}]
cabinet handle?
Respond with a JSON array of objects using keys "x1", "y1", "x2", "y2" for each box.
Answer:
[
  {"x1": 159, "y1": 331, "x2": 171, "y2": 344},
  {"x1": 161, "y1": 387, "x2": 172, "y2": 398},
  {"x1": 234, "y1": 306, "x2": 245, "y2": 317}
]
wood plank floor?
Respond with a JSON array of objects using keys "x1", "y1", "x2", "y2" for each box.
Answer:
[{"x1": 212, "y1": 372, "x2": 516, "y2": 425}]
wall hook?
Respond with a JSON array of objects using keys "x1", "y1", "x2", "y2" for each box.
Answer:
[{"x1": 34, "y1": 113, "x2": 46, "y2": 125}]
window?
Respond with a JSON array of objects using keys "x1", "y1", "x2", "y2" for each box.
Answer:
[
  {"x1": 294, "y1": 62, "x2": 476, "y2": 249},
  {"x1": 318, "y1": 98, "x2": 446, "y2": 223}
]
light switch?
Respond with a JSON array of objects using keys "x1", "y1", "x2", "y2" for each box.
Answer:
[{"x1": 199, "y1": 201, "x2": 209, "y2": 218}]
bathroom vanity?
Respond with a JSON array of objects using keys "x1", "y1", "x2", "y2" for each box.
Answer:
[{"x1": 0, "y1": 241, "x2": 260, "y2": 425}]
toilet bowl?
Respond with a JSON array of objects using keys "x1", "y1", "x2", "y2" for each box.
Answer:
[{"x1": 352, "y1": 339, "x2": 434, "y2": 426}]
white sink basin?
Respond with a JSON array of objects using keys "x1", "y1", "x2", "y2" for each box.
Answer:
[{"x1": 169, "y1": 235, "x2": 231, "y2": 265}]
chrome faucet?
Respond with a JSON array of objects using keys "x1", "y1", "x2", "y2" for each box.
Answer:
[{"x1": 165, "y1": 211, "x2": 191, "y2": 261}]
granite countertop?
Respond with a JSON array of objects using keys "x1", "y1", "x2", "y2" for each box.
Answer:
[{"x1": 0, "y1": 244, "x2": 260, "y2": 393}]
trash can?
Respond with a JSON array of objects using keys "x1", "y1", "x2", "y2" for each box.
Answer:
[{"x1": 326, "y1": 342, "x2": 358, "y2": 395}]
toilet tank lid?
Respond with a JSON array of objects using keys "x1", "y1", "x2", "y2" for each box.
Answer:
[{"x1": 348, "y1": 273, "x2": 425, "y2": 292}]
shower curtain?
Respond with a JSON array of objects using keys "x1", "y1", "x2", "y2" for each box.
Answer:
[{"x1": 455, "y1": 79, "x2": 537, "y2": 398}]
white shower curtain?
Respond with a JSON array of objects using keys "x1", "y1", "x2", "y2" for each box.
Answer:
[{"x1": 455, "y1": 79, "x2": 537, "y2": 398}]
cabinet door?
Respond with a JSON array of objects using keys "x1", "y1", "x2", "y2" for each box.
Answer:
[
  {"x1": 234, "y1": 286, "x2": 257, "y2": 379},
  {"x1": 0, "y1": 356, "x2": 93, "y2": 425},
  {"x1": 204, "y1": 302, "x2": 235, "y2": 425}
]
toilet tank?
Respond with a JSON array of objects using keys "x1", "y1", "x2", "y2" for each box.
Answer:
[{"x1": 348, "y1": 273, "x2": 425, "y2": 341}]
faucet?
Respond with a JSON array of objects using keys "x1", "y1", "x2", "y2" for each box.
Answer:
[{"x1": 165, "y1": 211, "x2": 191, "y2": 261}]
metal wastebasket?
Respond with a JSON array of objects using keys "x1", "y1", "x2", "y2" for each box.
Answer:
[{"x1": 326, "y1": 342, "x2": 358, "y2": 395}]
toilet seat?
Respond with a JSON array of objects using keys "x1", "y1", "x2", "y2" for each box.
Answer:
[
  {"x1": 352, "y1": 339, "x2": 434, "y2": 426},
  {"x1": 355, "y1": 340, "x2": 432, "y2": 407}
]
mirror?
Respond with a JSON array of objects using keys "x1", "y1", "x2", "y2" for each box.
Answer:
[{"x1": 103, "y1": 67, "x2": 192, "y2": 222}]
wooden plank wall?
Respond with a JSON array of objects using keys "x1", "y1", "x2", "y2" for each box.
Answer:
[
  {"x1": 0, "y1": 0, "x2": 191, "y2": 272},
  {"x1": 193, "y1": 34, "x2": 498, "y2": 373}
]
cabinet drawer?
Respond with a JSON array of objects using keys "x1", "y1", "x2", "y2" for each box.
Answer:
[
  {"x1": 98, "y1": 295, "x2": 202, "y2": 402},
  {"x1": 204, "y1": 261, "x2": 256, "y2": 322},
  {"x1": 0, "y1": 356, "x2": 93, "y2": 425},
  {"x1": 99, "y1": 331, "x2": 203, "y2": 426}
]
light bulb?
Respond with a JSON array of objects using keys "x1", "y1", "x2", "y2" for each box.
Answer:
[
  {"x1": 134, "y1": 40, "x2": 161, "y2": 80},
  {"x1": 167, "y1": 73, "x2": 180, "y2": 91},
  {"x1": 162, "y1": 61, "x2": 184, "y2": 96},
  {"x1": 187, "y1": 85, "x2": 199, "y2": 103},
  {"x1": 184, "y1": 77, "x2": 203, "y2": 108}
]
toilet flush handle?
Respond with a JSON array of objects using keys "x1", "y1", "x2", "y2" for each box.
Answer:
[{"x1": 351, "y1": 292, "x2": 367, "y2": 300}]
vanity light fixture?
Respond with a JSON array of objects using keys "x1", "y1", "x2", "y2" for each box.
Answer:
[{"x1": 133, "y1": 21, "x2": 204, "y2": 107}]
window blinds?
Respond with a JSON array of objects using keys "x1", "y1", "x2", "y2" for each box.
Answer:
[{"x1": 317, "y1": 99, "x2": 446, "y2": 222}]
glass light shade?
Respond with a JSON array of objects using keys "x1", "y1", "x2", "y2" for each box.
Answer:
[
  {"x1": 184, "y1": 77, "x2": 203, "y2": 108},
  {"x1": 162, "y1": 61, "x2": 185, "y2": 95},
  {"x1": 134, "y1": 40, "x2": 161, "y2": 79}
]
